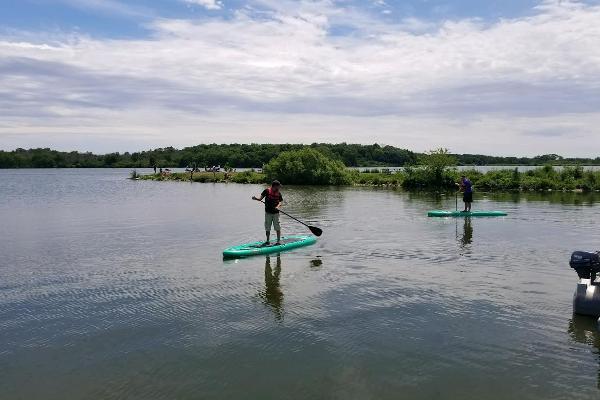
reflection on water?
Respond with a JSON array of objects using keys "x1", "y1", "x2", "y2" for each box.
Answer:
[
  {"x1": 406, "y1": 190, "x2": 447, "y2": 207},
  {"x1": 284, "y1": 186, "x2": 344, "y2": 220},
  {"x1": 488, "y1": 191, "x2": 600, "y2": 206},
  {"x1": 404, "y1": 189, "x2": 600, "y2": 207},
  {"x1": 259, "y1": 255, "x2": 284, "y2": 321},
  {"x1": 569, "y1": 315, "x2": 600, "y2": 389},
  {"x1": 310, "y1": 258, "x2": 323, "y2": 267},
  {"x1": 459, "y1": 217, "x2": 473, "y2": 248}
]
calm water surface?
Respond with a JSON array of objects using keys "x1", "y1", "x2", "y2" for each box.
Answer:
[{"x1": 1, "y1": 169, "x2": 600, "y2": 400}]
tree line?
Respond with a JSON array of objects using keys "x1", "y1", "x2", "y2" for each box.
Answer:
[{"x1": 0, "y1": 144, "x2": 598, "y2": 169}]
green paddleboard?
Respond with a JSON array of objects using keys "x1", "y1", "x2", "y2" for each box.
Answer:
[
  {"x1": 428, "y1": 210, "x2": 507, "y2": 217},
  {"x1": 223, "y1": 235, "x2": 317, "y2": 259}
]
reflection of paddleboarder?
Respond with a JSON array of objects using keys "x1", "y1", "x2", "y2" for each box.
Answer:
[
  {"x1": 456, "y1": 175, "x2": 473, "y2": 212},
  {"x1": 260, "y1": 255, "x2": 283, "y2": 321},
  {"x1": 461, "y1": 217, "x2": 473, "y2": 246}
]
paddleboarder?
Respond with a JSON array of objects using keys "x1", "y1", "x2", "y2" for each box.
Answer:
[
  {"x1": 457, "y1": 175, "x2": 473, "y2": 212},
  {"x1": 252, "y1": 180, "x2": 283, "y2": 246}
]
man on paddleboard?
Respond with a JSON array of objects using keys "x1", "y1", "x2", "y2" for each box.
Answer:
[
  {"x1": 458, "y1": 175, "x2": 473, "y2": 212},
  {"x1": 252, "y1": 180, "x2": 283, "y2": 245}
]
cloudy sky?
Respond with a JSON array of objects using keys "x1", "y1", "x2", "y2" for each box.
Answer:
[{"x1": 1, "y1": 0, "x2": 599, "y2": 156}]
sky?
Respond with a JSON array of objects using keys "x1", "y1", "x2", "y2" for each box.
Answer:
[{"x1": 1, "y1": 0, "x2": 599, "y2": 156}]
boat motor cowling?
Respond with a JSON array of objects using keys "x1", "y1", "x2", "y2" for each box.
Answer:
[{"x1": 570, "y1": 251, "x2": 600, "y2": 280}]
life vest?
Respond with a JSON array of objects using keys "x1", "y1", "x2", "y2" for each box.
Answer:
[{"x1": 266, "y1": 187, "x2": 280, "y2": 201}]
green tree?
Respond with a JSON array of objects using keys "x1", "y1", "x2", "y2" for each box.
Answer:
[
  {"x1": 263, "y1": 148, "x2": 352, "y2": 185},
  {"x1": 511, "y1": 167, "x2": 521, "y2": 188},
  {"x1": 420, "y1": 148, "x2": 457, "y2": 188}
]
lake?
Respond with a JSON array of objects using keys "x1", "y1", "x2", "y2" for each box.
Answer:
[{"x1": 1, "y1": 169, "x2": 600, "y2": 400}]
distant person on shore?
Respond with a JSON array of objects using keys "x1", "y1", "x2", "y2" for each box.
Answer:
[
  {"x1": 457, "y1": 175, "x2": 473, "y2": 212},
  {"x1": 252, "y1": 180, "x2": 283, "y2": 246},
  {"x1": 153, "y1": 165, "x2": 157, "y2": 174}
]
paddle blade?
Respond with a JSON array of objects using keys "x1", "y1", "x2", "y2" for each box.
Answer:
[{"x1": 308, "y1": 225, "x2": 323, "y2": 237}]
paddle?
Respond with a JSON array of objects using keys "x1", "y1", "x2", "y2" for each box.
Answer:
[
  {"x1": 455, "y1": 191, "x2": 458, "y2": 212},
  {"x1": 254, "y1": 199, "x2": 323, "y2": 237}
]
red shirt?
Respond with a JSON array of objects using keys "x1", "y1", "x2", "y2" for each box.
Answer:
[{"x1": 262, "y1": 188, "x2": 283, "y2": 214}]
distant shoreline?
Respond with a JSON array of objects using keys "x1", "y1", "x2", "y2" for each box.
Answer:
[{"x1": 1, "y1": 144, "x2": 598, "y2": 169}]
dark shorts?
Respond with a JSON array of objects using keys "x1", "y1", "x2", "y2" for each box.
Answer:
[{"x1": 463, "y1": 192, "x2": 473, "y2": 203}]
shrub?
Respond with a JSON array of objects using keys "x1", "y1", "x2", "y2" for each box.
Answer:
[
  {"x1": 512, "y1": 167, "x2": 520, "y2": 187},
  {"x1": 230, "y1": 171, "x2": 265, "y2": 184},
  {"x1": 400, "y1": 149, "x2": 459, "y2": 190},
  {"x1": 542, "y1": 164, "x2": 555, "y2": 175},
  {"x1": 474, "y1": 169, "x2": 518, "y2": 191},
  {"x1": 263, "y1": 148, "x2": 352, "y2": 185},
  {"x1": 169, "y1": 173, "x2": 185, "y2": 181},
  {"x1": 401, "y1": 166, "x2": 430, "y2": 188},
  {"x1": 192, "y1": 174, "x2": 210, "y2": 183},
  {"x1": 421, "y1": 148, "x2": 457, "y2": 186},
  {"x1": 581, "y1": 171, "x2": 599, "y2": 191}
]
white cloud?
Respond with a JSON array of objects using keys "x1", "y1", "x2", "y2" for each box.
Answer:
[
  {"x1": 184, "y1": 0, "x2": 224, "y2": 10},
  {"x1": 1, "y1": 0, "x2": 600, "y2": 155}
]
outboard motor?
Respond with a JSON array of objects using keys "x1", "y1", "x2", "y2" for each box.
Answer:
[
  {"x1": 570, "y1": 251, "x2": 600, "y2": 281},
  {"x1": 571, "y1": 251, "x2": 600, "y2": 317}
]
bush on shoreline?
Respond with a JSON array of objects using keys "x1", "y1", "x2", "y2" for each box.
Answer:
[
  {"x1": 472, "y1": 165, "x2": 599, "y2": 191},
  {"x1": 400, "y1": 148, "x2": 457, "y2": 190},
  {"x1": 263, "y1": 148, "x2": 353, "y2": 185}
]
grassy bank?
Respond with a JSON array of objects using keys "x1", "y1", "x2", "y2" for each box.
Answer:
[
  {"x1": 139, "y1": 170, "x2": 265, "y2": 184},
  {"x1": 138, "y1": 165, "x2": 600, "y2": 192}
]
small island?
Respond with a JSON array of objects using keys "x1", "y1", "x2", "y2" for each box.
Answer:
[{"x1": 138, "y1": 148, "x2": 600, "y2": 192}]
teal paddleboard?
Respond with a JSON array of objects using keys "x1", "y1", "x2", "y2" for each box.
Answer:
[
  {"x1": 223, "y1": 235, "x2": 317, "y2": 259},
  {"x1": 428, "y1": 210, "x2": 507, "y2": 217}
]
